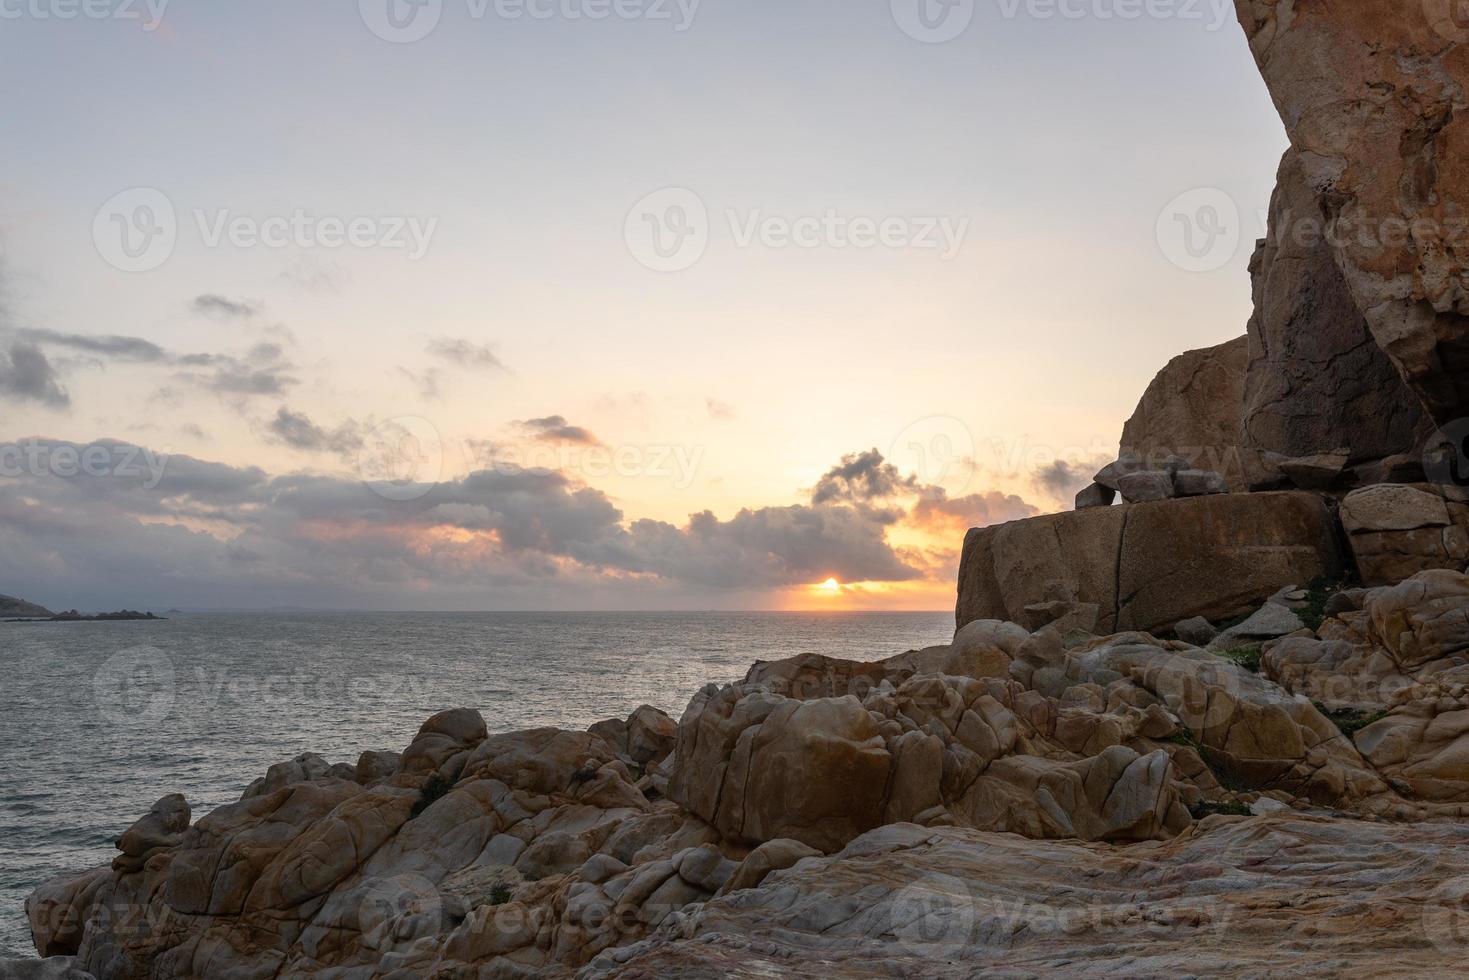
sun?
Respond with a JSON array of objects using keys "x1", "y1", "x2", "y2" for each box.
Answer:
[{"x1": 816, "y1": 577, "x2": 842, "y2": 594}]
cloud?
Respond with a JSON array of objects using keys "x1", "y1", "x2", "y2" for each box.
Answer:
[
  {"x1": 426, "y1": 337, "x2": 506, "y2": 372},
  {"x1": 400, "y1": 366, "x2": 444, "y2": 400},
  {"x1": 265, "y1": 407, "x2": 364, "y2": 459},
  {"x1": 193, "y1": 294, "x2": 259, "y2": 319},
  {"x1": 0, "y1": 440, "x2": 938, "y2": 608},
  {"x1": 177, "y1": 343, "x2": 298, "y2": 399},
  {"x1": 1032, "y1": 455, "x2": 1111, "y2": 506},
  {"x1": 907, "y1": 486, "x2": 1039, "y2": 536},
  {"x1": 14, "y1": 328, "x2": 168, "y2": 363},
  {"x1": 0, "y1": 342, "x2": 70, "y2": 408},
  {"x1": 810, "y1": 448, "x2": 918, "y2": 506},
  {"x1": 516, "y1": 415, "x2": 601, "y2": 446}
]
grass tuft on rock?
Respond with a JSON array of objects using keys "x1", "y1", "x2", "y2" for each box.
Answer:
[
  {"x1": 1188, "y1": 800, "x2": 1251, "y2": 819},
  {"x1": 1312, "y1": 701, "x2": 1389, "y2": 738},
  {"x1": 1215, "y1": 644, "x2": 1262, "y2": 673},
  {"x1": 411, "y1": 773, "x2": 454, "y2": 819}
]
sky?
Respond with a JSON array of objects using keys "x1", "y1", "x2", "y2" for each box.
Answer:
[{"x1": 0, "y1": 0, "x2": 1288, "y2": 612}]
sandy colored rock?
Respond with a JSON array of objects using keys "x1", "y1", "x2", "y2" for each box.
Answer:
[
  {"x1": 1117, "y1": 336, "x2": 1249, "y2": 491},
  {"x1": 959, "y1": 492, "x2": 1342, "y2": 635},
  {"x1": 1236, "y1": 0, "x2": 1469, "y2": 427},
  {"x1": 1241, "y1": 151, "x2": 1430, "y2": 486}
]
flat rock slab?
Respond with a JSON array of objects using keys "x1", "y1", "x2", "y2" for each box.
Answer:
[
  {"x1": 957, "y1": 492, "x2": 1342, "y2": 635},
  {"x1": 593, "y1": 815, "x2": 1469, "y2": 978}
]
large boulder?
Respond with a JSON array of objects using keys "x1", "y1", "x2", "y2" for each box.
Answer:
[
  {"x1": 1117, "y1": 336, "x2": 1250, "y2": 490},
  {"x1": 1340, "y1": 483, "x2": 1469, "y2": 585},
  {"x1": 1235, "y1": 0, "x2": 1469, "y2": 428},
  {"x1": 957, "y1": 491, "x2": 1343, "y2": 634},
  {"x1": 1241, "y1": 149, "x2": 1431, "y2": 487}
]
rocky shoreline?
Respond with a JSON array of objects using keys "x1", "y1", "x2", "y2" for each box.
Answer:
[
  {"x1": 18, "y1": 562, "x2": 1469, "y2": 978},
  {"x1": 14, "y1": 1, "x2": 1469, "y2": 976}
]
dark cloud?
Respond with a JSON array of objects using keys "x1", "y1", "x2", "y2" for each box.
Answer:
[
  {"x1": 15, "y1": 328, "x2": 168, "y2": 363},
  {"x1": 810, "y1": 448, "x2": 918, "y2": 506},
  {"x1": 908, "y1": 486, "x2": 1038, "y2": 535},
  {"x1": 177, "y1": 343, "x2": 298, "y2": 398},
  {"x1": 0, "y1": 440, "x2": 934, "y2": 608},
  {"x1": 193, "y1": 295, "x2": 259, "y2": 319},
  {"x1": 427, "y1": 337, "x2": 506, "y2": 372},
  {"x1": 266, "y1": 407, "x2": 364, "y2": 459},
  {"x1": 0, "y1": 342, "x2": 70, "y2": 408},
  {"x1": 1033, "y1": 456, "x2": 1111, "y2": 505},
  {"x1": 516, "y1": 415, "x2": 601, "y2": 446}
]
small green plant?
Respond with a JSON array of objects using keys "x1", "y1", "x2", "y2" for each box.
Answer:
[
  {"x1": 1312, "y1": 701, "x2": 1389, "y2": 738},
  {"x1": 1215, "y1": 644, "x2": 1262, "y2": 673},
  {"x1": 488, "y1": 884, "x2": 513, "y2": 906},
  {"x1": 1188, "y1": 800, "x2": 1251, "y2": 819},
  {"x1": 1162, "y1": 728, "x2": 1200, "y2": 749},
  {"x1": 411, "y1": 773, "x2": 453, "y2": 818}
]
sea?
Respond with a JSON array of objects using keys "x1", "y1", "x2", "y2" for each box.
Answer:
[{"x1": 0, "y1": 610, "x2": 952, "y2": 958}]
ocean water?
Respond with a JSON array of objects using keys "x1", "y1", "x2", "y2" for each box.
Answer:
[{"x1": 0, "y1": 610, "x2": 952, "y2": 958}]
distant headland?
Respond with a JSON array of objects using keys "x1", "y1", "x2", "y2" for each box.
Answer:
[{"x1": 0, "y1": 594, "x2": 164, "y2": 622}]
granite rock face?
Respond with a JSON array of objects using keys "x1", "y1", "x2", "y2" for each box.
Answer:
[
  {"x1": 1241, "y1": 149, "x2": 1432, "y2": 486},
  {"x1": 957, "y1": 491, "x2": 1342, "y2": 634},
  {"x1": 1117, "y1": 336, "x2": 1250, "y2": 490},
  {"x1": 586, "y1": 816, "x2": 1469, "y2": 978},
  {"x1": 1236, "y1": 0, "x2": 1469, "y2": 428},
  {"x1": 1341, "y1": 483, "x2": 1469, "y2": 585}
]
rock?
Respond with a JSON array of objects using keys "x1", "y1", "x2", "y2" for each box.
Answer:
[
  {"x1": 958, "y1": 491, "x2": 1342, "y2": 636},
  {"x1": 1209, "y1": 602, "x2": 1306, "y2": 648},
  {"x1": 0, "y1": 594, "x2": 55, "y2": 618},
  {"x1": 1074, "y1": 482, "x2": 1115, "y2": 509},
  {"x1": 400, "y1": 707, "x2": 487, "y2": 782},
  {"x1": 1116, "y1": 336, "x2": 1250, "y2": 491},
  {"x1": 1172, "y1": 469, "x2": 1227, "y2": 497},
  {"x1": 114, "y1": 793, "x2": 189, "y2": 860},
  {"x1": 1022, "y1": 600, "x2": 1100, "y2": 635},
  {"x1": 668, "y1": 688, "x2": 891, "y2": 852},
  {"x1": 1116, "y1": 470, "x2": 1175, "y2": 503},
  {"x1": 592, "y1": 816, "x2": 1469, "y2": 978},
  {"x1": 354, "y1": 750, "x2": 402, "y2": 786},
  {"x1": 1239, "y1": 149, "x2": 1431, "y2": 485},
  {"x1": 1278, "y1": 451, "x2": 1352, "y2": 491},
  {"x1": 718, "y1": 838, "x2": 822, "y2": 895},
  {"x1": 1341, "y1": 484, "x2": 1469, "y2": 585},
  {"x1": 1174, "y1": 616, "x2": 1218, "y2": 647},
  {"x1": 1235, "y1": 2, "x2": 1469, "y2": 427},
  {"x1": 626, "y1": 706, "x2": 678, "y2": 767},
  {"x1": 0, "y1": 958, "x2": 95, "y2": 979}
]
